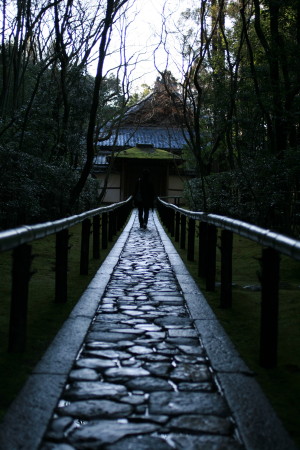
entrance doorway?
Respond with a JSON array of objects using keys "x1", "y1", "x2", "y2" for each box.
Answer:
[{"x1": 121, "y1": 161, "x2": 168, "y2": 200}]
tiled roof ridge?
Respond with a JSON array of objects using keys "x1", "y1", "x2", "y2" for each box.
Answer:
[{"x1": 97, "y1": 126, "x2": 187, "y2": 150}]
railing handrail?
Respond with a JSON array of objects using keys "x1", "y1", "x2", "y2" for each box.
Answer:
[
  {"x1": 0, "y1": 196, "x2": 132, "y2": 252},
  {"x1": 159, "y1": 196, "x2": 182, "y2": 200},
  {"x1": 158, "y1": 197, "x2": 300, "y2": 261}
]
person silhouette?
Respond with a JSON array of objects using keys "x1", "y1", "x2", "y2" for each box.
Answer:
[{"x1": 134, "y1": 169, "x2": 155, "y2": 229}]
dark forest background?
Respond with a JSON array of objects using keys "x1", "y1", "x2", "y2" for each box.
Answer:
[{"x1": 1, "y1": 0, "x2": 299, "y2": 236}]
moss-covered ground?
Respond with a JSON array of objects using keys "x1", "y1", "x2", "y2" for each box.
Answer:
[{"x1": 0, "y1": 223, "x2": 119, "y2": 422}]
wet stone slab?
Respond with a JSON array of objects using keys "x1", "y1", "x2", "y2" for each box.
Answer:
[
  {"x1": 178, "y1": 344, "x2": 206, "y2": 355},
  {"x1": 82, "y1": 349, "x2": 132, "y2": 360},
  {"x1": 68, "y1": 368, "x2": 100, "y2": 382},
  {"x1": 122, "y1": 310, "x2": 148, "y2": 317},
  {"x1": 166, "y1": 337, "x2": 200, "y2": 346},
  {"x1": 170, "y1": 363, "x2": 212, "y2": 382},
  {"x1": 167, "y1": 414, "x2": 234, "y2": 434},
  {"x1": 41, "y1": 443, "x2": 76, "y2": 450},
  {"x1": 86, "y1": 331, "x2": 140, "y2": 342},
  {"x1": 75, "y1": 358, "x2": 118, "y2": 370},
  {"x1": 168, "y1": 329, "x2": 199, "y2": 338},
  {"x1": 85, "y1": 341, "x2": 134, "y2": 350},
  {"x1": 63, "y1": 382, "x2": 127, "y2": 400},
  {"x1": 105, "y1": 367, "x2": 150, "y2": 379},
  {"x1": 45, "y1": 416, "x2": 74, "y2": 441},
  {"x1": 170, "y1": 434, "x2": 245, "y2": 449},
  {"x1": 125, "y1": 376, "x2": 174, "y2": 392},
  {"x1": 68, "y1": 421, "x2": 159, "y2": 447},
  {"x1": 57, "y1": 399, "x2": 133, "y2": 419},
  {"x1": 134, "y1": 323, "x2": 162, "y2": 331},
  {"x1": 90, "y1": 321, "x2": 135, "y2": 330},
  {"x1": 142, "y1": 362, "x2": 173, "y2": 377},
  {"x1": 149, "y1": 391, "x2": 229, "y2": 416},
  {"x1": 109, "y1": 328, "x2": 146, "y2": 336},
  {"x1": 154, "y1": 316, "x2": 194, "y2": 328},
  {"x1": 40, "y1": 212, "x2": 245, "y2": 450},
  {"x1": 94, "y1": 313, "x2": 130, "y2": 321},
  {"x1": 137, "y1": 353, "x2": 171, "y2": 362},
  {"x1": 144, "y1": 331, "x2": 166, "y2": 340},
  {"x1": 105, "y1": 435, "x2": 174, "y2": 450},
  {"x1": 119, "y1": 393, "x2": 146, "y2": 405},
  {"x1": 177, "y1": 381, "x2": 216, "y2": 392},
  {"x1": 157, "y1": 306, "x2": 187, "y2": 315},
  {"x1": 128, "y1": 345, "x2": 154, "y2": 355},
  {"x1": 174, "y1": 354, "x2": 207, "y2": 363}
]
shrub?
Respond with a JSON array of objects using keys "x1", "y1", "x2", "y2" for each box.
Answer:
[
  {"x1": 184, "y1": 149, "x2": 300, "y2": 234},
  {"x1": 0, "y1": 147, "x2": 98, "y2": 229}
]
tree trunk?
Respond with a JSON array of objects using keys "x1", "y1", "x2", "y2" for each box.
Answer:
[{"x1": 70, "y1": 0, "x2": 128, "y2": 208}]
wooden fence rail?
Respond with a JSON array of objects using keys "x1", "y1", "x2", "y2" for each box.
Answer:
[
  {"x1": 157, "y1": 197, "x2": 300, "y2": 369},
  {"x1": 0, "y1": 197, "x2": 132, "y2": 353}
]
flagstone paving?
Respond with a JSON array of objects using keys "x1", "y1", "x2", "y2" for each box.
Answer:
[{"x1": 39, "y1": 212, "x2": 245, "y2": 450}]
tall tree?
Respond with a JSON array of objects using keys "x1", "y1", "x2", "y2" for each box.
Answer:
[
  {"x1": 156, "y1": 0, "x2": 227, "y2": 210},
  {"x1": 157, "y1": 0, "x2": 300, "y2": 231},
  {"x1": 70, "y1": 0, "x2": 131, "y2": 206},
  {"x1": 0, "y1": 0, "x2": 134, "y2": 226}
]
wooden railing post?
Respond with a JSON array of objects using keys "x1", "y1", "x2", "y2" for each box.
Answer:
[
  {"x1": 166, "y1": 206, "x2": 170, "y2": 231},
  {"x1": 80, "y1": 218, "x2": 91, "y2": 275},
  {"x1": 108, "y1": 211, "x2": 116, "y2": 242},
  {"x1": 93, "y1": 215, "x2": 100, "y2": 259},
  {"x1": 180, "y1": 214, "x2": 186, "y2": 250},
  {"x1": 161, "y1": 203, "x2": 168, "y2": 229},
  {"x1": 187, "y1": 218, "x2": 195, "y2": 261},
  {"x1": 108, "y1": 212, "x2": 112, "y2": 242},
  {"x1": 198, "y1": 222, "x2": 207, "y2": 277},
  {"x1": 102, "y1": 212, "x2": 108, "y2": 249},
  {"x1": 259, "y1": 247, "x2": 280, "y2": 368},
  {"x1": 116, "y1": 206, "x2": 123, "y2": 231},
  {"x1": 169, "y1": 209, "x2": 175, "y2": 237},
  {"x1": 112, "y1": 210, "x2": 117, "y2": 236},
  {"x1": 175, "y1": 211, "x2": 180, "y2": 242},
  {"x1": 55, "y1": 229, "x2": 69, "y2": 303},
  {"x1": 8, "y1": 244, "x2": 32, "y2": 352},
  {"x1": 220, "y1": 229, "x2": 233, "y2": 308},
  {"x1": 156, "y1": 201, "x2": 161, "y2": 221},
  {"x1": 206, "y1": 224, "x2": 217, "y2": 291}
]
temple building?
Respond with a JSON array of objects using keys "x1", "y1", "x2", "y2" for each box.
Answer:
[{"x1": 93, "y1": 76, "x2": 189, "y2": 204}]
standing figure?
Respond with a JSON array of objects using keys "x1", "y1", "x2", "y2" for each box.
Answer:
[{"x1": 134, "y1": 169, "x2": 155, "y2": 229}]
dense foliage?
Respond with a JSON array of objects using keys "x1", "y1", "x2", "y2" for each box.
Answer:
[
  {"x1": 0, "y1": 0, "x2": 131, "y2": 229},
  {"x1": 160, "y1": 0, "x2": 300, "y2": 235},
  {"x1": 1, "y1": 0, "x2": 300, "y2": 234},
  {"x1": 0, "y1": 147, "x2": 98, "y2": 228}
]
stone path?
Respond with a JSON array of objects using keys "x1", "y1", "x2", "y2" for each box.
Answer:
[{"x1": 40, "y1": 211, "x2": 245, "y2": 450}]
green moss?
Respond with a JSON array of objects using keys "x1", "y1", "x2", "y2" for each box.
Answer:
[{"x1": 117, "y1": 147, "x2": 180, "y2": 160}]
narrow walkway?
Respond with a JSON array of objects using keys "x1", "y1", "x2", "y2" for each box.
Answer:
[
  {"x1": 0, "y1": 211, "x2": 296, "y2": 450},
  {"x1": 41, "y1": 211, "x2": 244, "y2": 450}
]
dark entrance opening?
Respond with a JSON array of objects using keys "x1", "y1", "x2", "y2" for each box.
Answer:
[{"x1": 121, "y1": 160, "x2": 168, "y2": 200}]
